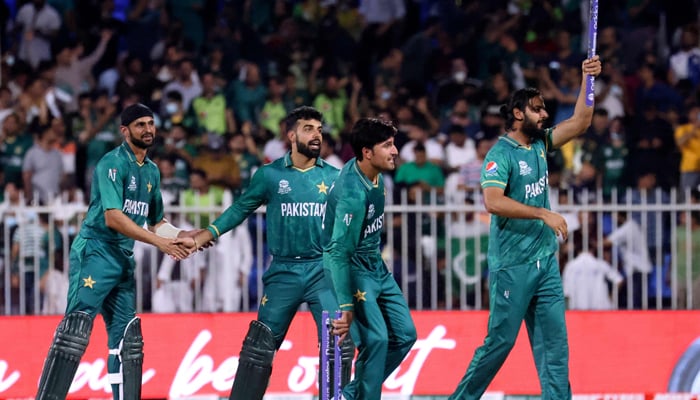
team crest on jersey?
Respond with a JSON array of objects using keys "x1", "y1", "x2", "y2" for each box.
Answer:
[
  {"x1": 128, "y1": 176, "x2": 137, "y2": 191},
  {"x1": 518, "y1": 161, "x2": 532, "y2": 176},
  {"x1": 108, "y1": 168, "x2": 117, "y2": 182},
  {"x1": 367, "y1": 204, "x2": 375, "y2": 220},
  {"x1": 278, "y1": 179, "x2": 291, "y2": 194},
  {"x1": 485, "y1": 161, "x2": 498, "y2": 176}
]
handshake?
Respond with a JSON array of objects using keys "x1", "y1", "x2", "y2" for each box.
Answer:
[{"x1": 157, "y1": 228, "x2": 216, "y2": 261}]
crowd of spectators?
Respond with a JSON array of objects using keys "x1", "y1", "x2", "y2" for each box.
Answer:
[
  {"x1": 2, "y1": 0, "x2": 700, "y2": 203},
  {"x1": 2, "y1": 0, "x2": 700, "y2": 313}
]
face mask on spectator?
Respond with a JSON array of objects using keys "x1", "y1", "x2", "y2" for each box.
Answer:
[
  {"x1": 453, "y1": 71, "x2": 466, "y2": 83},
  {"x1": 165, "y1": 102, "x2": 178, "y2": 115}
]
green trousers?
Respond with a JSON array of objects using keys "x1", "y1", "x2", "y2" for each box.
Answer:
[
  {"x1": 257, "y1": 258, "x2": 340, "y2": 347},
  {"x1": 343, "y1": 262, "x2": 417, "y2": 400},
  {"x1": 66, "y1": 235, "x2": 137, "y2": 399},
  {"x1": 450, "y1": 253, "x2": 571, "y2": 400}
]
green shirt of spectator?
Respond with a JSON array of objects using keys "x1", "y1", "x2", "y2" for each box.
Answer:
[
  {"x1": 191, "y1": 93, "x2": 229, "y2": 135},
  {"x1": 260, "y1": 100, "x2": 287, "y2": 136},
  {"x1": 312, "y1": 76, "x2": 348, "y2": 139},
  {"x1": 0, "y1": 116, "x2": 33, "y2": 189},
  {"x1": 394, "y1": 143, "x2": 446, "y2": 189}
]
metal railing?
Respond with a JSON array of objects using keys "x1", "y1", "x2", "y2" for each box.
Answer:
[{"x1": 1, "y1": 187, "x2": 699, "y2": 315}]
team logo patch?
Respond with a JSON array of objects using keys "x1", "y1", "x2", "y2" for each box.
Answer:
[
  {"x1": 367, "y1": 204, "x2": 375, "y2": 220},
  {"x1": 108, "y1": 168, "x2": 117, "y2": 182},
  {"x1": 278, "y1": 179, "x2": 291, "y2": 194},
  {"x1": 518, "y1": 161, "x2": 532, "y2": 176},
  {"x1": 485, "y1": 161, "x2": 498, "y2": 176},
  {"x1": 128, "y1": 176, "x2": 137, "y2": 191}
]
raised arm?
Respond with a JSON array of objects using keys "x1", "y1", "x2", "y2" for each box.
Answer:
[{"x1": 550, "y1": 56, "x2": 602, "y2": 148}]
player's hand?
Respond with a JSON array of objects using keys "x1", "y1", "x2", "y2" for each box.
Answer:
[
  {"x1": 333, "y1": 311, "x2": 353, "y2": 343},
  {"x1": 172, "y1": 236, "x2": 196, "y2": 254},
  {"x1": 582, "y1": 55, "x2": 601, "y2": 78},
  {"x1": 157, "y1": 238, "x2": 191, "y2": 260},
  {"x1": 540, "y1": 209, "x2": 568, "y2": 241},
  {"x1": 179, "y1": 229, "x2": 215, "y2": 251}
]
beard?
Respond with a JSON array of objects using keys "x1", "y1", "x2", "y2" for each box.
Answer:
[
  {"x1": 129, "y1": 129, "x2": 154, "y2": 149},
  {"x1": 296, "y1": 138, "x2": 320, "y2": 158},
  {"x1": 522, "y1": 115, "x2": 546, "y2": 141}
]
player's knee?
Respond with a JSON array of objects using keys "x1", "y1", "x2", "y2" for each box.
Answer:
[
  {"x1": 240, "y1": 320, "x2": 276, "y2": 367},
  {"x1": 122, "y1": 317, "x2": 144, "y2": 363},
  {"x1": 36, "y1": 312, "x2": 94, "y2": 400},
  {"x1": 108, "y1": 317, "x2": 144, "y2": 400},
  {"x1": 55, "y1": 311, "x2": 94, "y2": 355},
  {"x1": 399, "y1": 324, "x2": 417, "y2": 350},
  {"x1": 340, "y1": 339, "x2": 356, "y2": 362}
]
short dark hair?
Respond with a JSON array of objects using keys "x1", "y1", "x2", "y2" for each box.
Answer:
[
  {"x1": 190, "y1": 168, "x2": 207, "y2": 180},
  {"x1": 350, "y1": 117, "x2": 397, "y2": 160},
  {"x1": 284, "y1": 106, "x2": 324, "y2": 132},
  {"x1": 500, "y1": 87, "x2": 541, "y2": 131}
]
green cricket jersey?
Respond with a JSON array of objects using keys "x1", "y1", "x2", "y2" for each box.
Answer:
[
  {"x1": 79, "y1": 142, "x2": 164, "y2": 250},
  {"x1": 323, "y1": 159, "x2": 386, "y2": 310},
  {"x1": 0, "y1": 133, "x2": 34, "y2": 187},
  {"x1": 207, "y1": 152, "x2": 339, "y2": 258},
  {"x1": 480, "y1": 129, "x2": 558, "y2": 268}
]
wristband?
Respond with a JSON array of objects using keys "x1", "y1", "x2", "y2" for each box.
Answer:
[{"x1": 155, "y1": 222, "x2": 183, "y2": 239}]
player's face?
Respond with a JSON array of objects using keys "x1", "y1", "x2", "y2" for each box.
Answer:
[
  {"x1": 125, "y1": 116, "x2": 156, "y2": 149},
  {"x1": 522, "y1": 96, "x2": 548, "y2": 140},
  {"x1": 368, "y1": 137, "x2": 398, "y2": 171},
  {"x1": 293, "y1": 119, "x2": 323, "y2": 159}
]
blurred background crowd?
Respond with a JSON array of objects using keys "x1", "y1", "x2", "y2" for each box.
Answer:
[{"x1": 2, "y1": 0, "x2": 700, "y2": 315}]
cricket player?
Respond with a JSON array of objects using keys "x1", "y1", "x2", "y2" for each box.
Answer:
[
  {"x1": 35, "y1": 103, "x2": 194, "y2": 400},
  {"x1": 323, "y1": 117, "x2": 417, "y2": 400},
  {"x1": 449, "y1": 56, "x2": 601, "y2": 400},
  {"x1": 188, "y1": 106, "x2": 354, "y2": 400}
]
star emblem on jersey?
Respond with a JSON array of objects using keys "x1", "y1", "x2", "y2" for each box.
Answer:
[
  {"x1": 261, "y1": 294, "x2": 269, "y2": 306},
  {"x1": 147, "y1": 182, "x2": 152, "y2": 192},
  {"x1": 539, "y1": 149, "x2": 546, "y2": 160},
  {"x1": 353, "y1": 289, "x2": 367, "y2": 302},
  {"x1": 317, "y1": 181, "x2": 328, "y2": 194},
  {"x1": 83, "y1": 276, "x2": 96, "y2": 289}
]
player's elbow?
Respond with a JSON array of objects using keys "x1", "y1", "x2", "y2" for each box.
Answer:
[
  {"x1": 483, "y1": 199, "x2": 502, "y2": 215},
  {"x1": 482, "y1": 190, "x2": 504, "y2": 215},
  {"x1": 103, "y1": 209, "x2": 120, "y2": 230}
]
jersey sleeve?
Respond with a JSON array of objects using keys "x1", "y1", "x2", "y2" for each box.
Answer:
[
  {"x1": 325, "y1": 190, "x2": 367, "y2": 310},
  {"x1": 207, "y1": 165, "x2": 268, "y2": 238},
  {"x1": 481, "y1": 149, "x2": 510, "y2": 190},
  {"x1": 148, "y1": 169, "x2": 164, "y2": 226},
  {"x1": 94, "y1": 156, "x2": 125, "y2": 211},
  {"x1": 544, "y1": 127, "x2": 554, "y2": 151}
]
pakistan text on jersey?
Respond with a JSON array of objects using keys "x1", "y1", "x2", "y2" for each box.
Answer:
[
  {"x1": 123, "y1": 199, "x2": 150, "y2": 217},
  {"x1": 524, "y1": 176, "x2": 548, "y2": 199},
  {"x1": 363, "y1": 214, "x2": 384, "y2": 238},
  {"x1": 280, "y1": 202, "x2": 326, "y2": 217}
]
